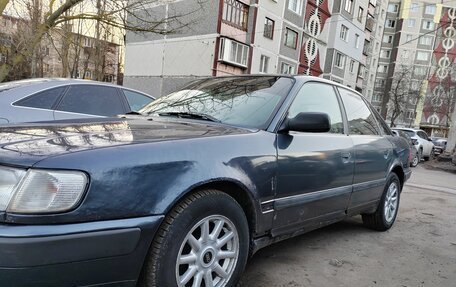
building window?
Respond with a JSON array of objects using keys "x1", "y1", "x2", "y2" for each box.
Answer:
[
  {"x1": 414, "y1": 66, "x2": 427, "y2": 76},
  {"x1": 357, "y1": 7, "x2": 364, "y2": 22},
  {"x1": 344, "y1": 0, "x2": 353, "y2": 13},
  {"x1": 382, "y1": 35, "x2": 393, "y2": 43},
  {"x1": 83, "y1": 38, "x2": 93, "y2": 47},
  {"x1": 281, "y1": 62, "x2": 295, "y2": 74},
  {"x1": 219, "y1": 37, "x2": 249, "y2": 68},
  {"x1": 411, "y1": 3, "x2": 419, "y2": 12},
  {"x1": 264, "y1": 18, "x2": 274, "y2": 39},
  {"x1": 349, "y1": 60, "x2": 355, "y2": 73},
  {"x1": 408, "y1": 19, "x2": 416, "y2": 27},
  {"x1": 387, "y1": 4, "x2": 399, "y2": 13},
  {"x1": 340, "y1": 25, "x2": 349, "y2": 41},
  {"x1": 375, "y1": 79, "x2": 386, "y2": 88},
  {"x1": 288, "y1": 0, "x2": 303, "y2": 15},
  {"x1": 355, "y1": 34, "x2": 360, "y2": 48},
  {"x1": 335, "y1": 52, "x2": 345, "y2": 68},
  {"x1": 425, "y1": 5, "x2": 436, "y2": 15},
  {"x1": 422, "y1": 20, "x2": 434, "y2": 30},
  {"x1": 378, "y1": 65, "x2": 388, "y2": 73},
  {"x1": 416, "y1": 51, "x2": 430, "y2": 61},
  {"x1": 373, "y1": 93, "x2": 382, "y2": 102},
  {"x1": 259, "y1": 55, "x2": 269, "y2": 73},
  {"x1": 386, "y1": 19, "x2": 396, "y2": 28},
  {"x1": 284, "y1": 28, "x2": 298, "y2": 49},
  {"x1": 222, "y1": 0, "x2": 249, "y2": 31},
  {"x1": 406, "y1": 34, "x2": 413, "y2": 42},
  {"x1": 419, "y1": 36, "x2": 433, "y2": 45},
  {"x1": 380, "y1": 49, "x2": 391, "y2": 58},
  {"x1": 358, "y1": 65, "x2": 366, "y2": 78}
]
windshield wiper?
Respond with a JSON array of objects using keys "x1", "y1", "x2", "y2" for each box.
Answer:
[{"x1": 158, "y1": 112, "x2": 221, "y2": 123}]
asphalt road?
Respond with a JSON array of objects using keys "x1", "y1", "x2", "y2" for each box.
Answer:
[{"x1": 239, "y1": 165, "x2": 456, "y2": 287}]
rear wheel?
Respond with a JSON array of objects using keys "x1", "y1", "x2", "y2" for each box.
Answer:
[
  {"x1": 140, "y1": 190, "x2": 249, "y2": 287},
  {"x1": 362, "y1": 173, "x2": 401, "y2": 231},
  {"x1": 411, "y1": 151, "x2": 419, "y2": 167}
]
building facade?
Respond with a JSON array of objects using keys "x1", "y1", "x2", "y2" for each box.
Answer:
[
  {"x1": 372, "y1": 1, "x2": 455, "y2": 136},
  {"x1": 0, "y1": 14, "x2": 120, "y2": 83},
  {"x1": 124, "y1": 0, "x2": 387, "y2": 98}
]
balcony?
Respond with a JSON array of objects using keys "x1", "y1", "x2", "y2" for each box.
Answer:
[{"x1": 365, "y1": 16, "x2": 375, "y2": 32}]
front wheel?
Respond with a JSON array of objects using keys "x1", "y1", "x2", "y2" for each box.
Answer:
[
  {"x1": 140, "y1": 190, "x2": 249, "y2": 287},
  {"x1": 362, "y1": 173, "x2": 401, "y2": 231}
]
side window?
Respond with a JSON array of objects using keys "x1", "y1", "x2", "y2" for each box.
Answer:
[
  {"x1": 14, "y1": 87, "x2": 66, "y2": 109},
  {"x1": 338, "y1": 88, "x2": 381, "y2": 135},
  {"x1": 123, "y1": 90, "x2": 153, "y2": 112},
  {"x1": 288, "y1": 82, "x2": 344, "y2": 134},
  {"x1": 418, "y1": 131, "x2": 428, "y2": 140},
  {"x1": 56, "y1": 85, "x2": 125, "y2": 116},
  {"x1": 371, "y1": 104, "x2": 392, "y2": 135}
]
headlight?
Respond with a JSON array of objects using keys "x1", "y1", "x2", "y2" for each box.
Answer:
[
  {"x1": 0, "y1": 166, "x2": 26, "y2": 211},
  {"x1": 0, "y1": 167, "x2": 88, "y2": 214}
]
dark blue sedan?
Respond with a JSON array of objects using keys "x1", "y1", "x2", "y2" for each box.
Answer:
[{"x1": 0, "y1": 76, "x2": 411, "y2": 287}]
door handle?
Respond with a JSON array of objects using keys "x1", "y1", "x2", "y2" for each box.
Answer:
[{"x1": 341, "y1": 152, "x2": 351, "y2": 163}]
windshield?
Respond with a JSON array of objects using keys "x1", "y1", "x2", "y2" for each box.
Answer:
[
  {"x1": 396, "y1": 129, "x2": 415, "y2": 138},
  {"x1": 140, "y1": 76, "x2": 294, "y2": 129}
]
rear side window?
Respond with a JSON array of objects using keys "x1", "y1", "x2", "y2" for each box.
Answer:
[
  {"x1": 338, "y1": 88, "x2": 381, "y2": 135},
  {"x1": 123, "y1": 90, "x2": 153, "y2": 111},
  {"x1": 14, "y1": 87, "x2": 66, "y2": 109},
  {"x1": 288, "y1": 82, "x2": 344, "y2": 134},
  {"x1": 56, "y1": 85, "x2": 125, "y2": 116}
]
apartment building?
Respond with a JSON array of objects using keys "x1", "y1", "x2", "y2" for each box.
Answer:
[
  {"x1": 124, "y1": 0, "x2": 387, "y2": 98},
  {"x1": 372, "y1": 1, "x2": 455, "y2": 136},
  {"x1": 0, "y1": 14, "x2": 120, "y2": 83}
]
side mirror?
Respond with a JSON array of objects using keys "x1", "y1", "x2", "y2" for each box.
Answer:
[{"x1": 282, "y1": 112, "x2": 331, "y2": 133}]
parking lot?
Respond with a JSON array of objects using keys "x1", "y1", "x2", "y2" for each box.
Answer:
[{"x1": 240, "y1": 165, "x2": 456, "y2": 287}]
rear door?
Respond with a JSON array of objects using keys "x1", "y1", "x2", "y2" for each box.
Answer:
[
  {"x1": 273, "y1": 82, "x2": 354, "y2": 232},
  {"x1": 337, "y1": 88, "x2": 393, "y2": 214},
  {"x1": 54, "y1": 85, "x2": 128, "y2": 120}
]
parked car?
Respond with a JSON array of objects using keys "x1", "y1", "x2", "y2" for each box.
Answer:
[
  {"x1": 431, "y1": 137, "x2": 447, "y2": 155},
  {"x1": 0, "y1": 76, "x2": 411, "y2": 287},
  {"x1": 393, "y1": 128, "x2": 435, "y2": 161},
  {"x1": 392, "y1": 129, "x2": 420, "y2": 167},
  {"x1": 0, "y1": 78, "x2": 154, "y2": 124}
]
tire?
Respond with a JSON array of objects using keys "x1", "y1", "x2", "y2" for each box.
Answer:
[
  {"x1": 410, "y1": 151, "x2": 419, "y2": 167},
  {"x1": 424, "y1": 148, "x2": 434, "y2": 161},
  {"x1": 140, "y1": 190, "x2": 249, "y2": 287},
  {"x1": 362, "y1": 173, "x2": 401, "y2": 231}
]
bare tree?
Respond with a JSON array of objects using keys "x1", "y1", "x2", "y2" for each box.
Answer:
[{"x1": 0, "y1": 0, "x2": 204, "y2": 82}]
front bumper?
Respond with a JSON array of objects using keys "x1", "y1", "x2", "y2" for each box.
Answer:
[{"x1": 0, "y1": 215, "x2": 164, "y2": 287}]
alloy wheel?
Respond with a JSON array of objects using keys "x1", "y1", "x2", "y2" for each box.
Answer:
[
  {"x1": 384, "y1": 182, "x2": 399, "y2": 223},
  {"x1": 176, "y1": 215, "x2": 239, "y2": 287}
]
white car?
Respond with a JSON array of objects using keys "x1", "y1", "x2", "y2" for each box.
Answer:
[{"x1": 393, "y1": 128, "x2": 435, "y2": 161}]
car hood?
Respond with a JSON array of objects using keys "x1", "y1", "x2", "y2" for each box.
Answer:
[{"x1": 0, "y1": 117, "x2": 253, "y2": 167}]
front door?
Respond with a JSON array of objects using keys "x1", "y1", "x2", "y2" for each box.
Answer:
[{"x1": 273, "y1": 82, "x2": 354, "y2": 233}]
